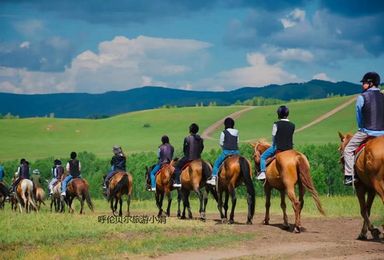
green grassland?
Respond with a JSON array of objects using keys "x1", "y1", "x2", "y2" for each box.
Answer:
[
  {"x1": 0, "y1": 95, "x2": 357, "y2": 161},
  {"x1": 0, "y1": 196, "x2": 383, "y2": 258}
]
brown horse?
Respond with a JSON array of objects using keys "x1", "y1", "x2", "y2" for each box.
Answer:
[
  {"x1": 62, "y1": 178, "x2": 94, "y2": 214},
  {"x1": 338, "y1": 132, "x2": 384, "y2": 240},
  {"x1": 252, "y1": 140, "x2": 325, "y2": 233},
  {"x1": 0, "y1": 182, "x2": 10, "y2": 209},
  {"x1": 145, "y1": 163, "x2": 181, "y2": 217},
  {"x1": 106, "y1": 171, "x2": 133, "y2": 216},
  {"x1": 216, "y1": 155, "x2": 255, "y2": 224},
  {"x1": 179, "y1": 159, "x2": 218, "y2": 220},
  {"x1": 34, "y1": 186, "x2": 46, "y2": 210}
]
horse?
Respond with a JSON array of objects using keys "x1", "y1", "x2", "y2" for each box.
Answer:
[
  {"x1": 34, "y1": 186, "x2": 46, "y2": 210},
  {"x1": 0, "y1": 182, "x2": 10, "y2": 209},
  {"x1": 62, "y1": 178, "x2": 93, "y2": 214},
  {"x1": 15, "y1": 179, "x2": 38, "y2": 213},
  {"x1": 252, "y1": 140, "x2": 325, "y2": 233},
  {"x1": 179, "y1": 159, "x2": 218, "y2": 220},
  {"x1": 105, "y1": 171, "x2": 133, "y2": 216},
  {"x1": 216, "y1": 155, "x2": 255, "y2": 224},
  {"x1": 338, "y1": 132, "x2": 384, "y2": 240},
  {"x1": 50, "y1": 181, "x2": 65, "y2": 212},
  {"x1": 145, "y1": 163, "x2": 181, "y2": 217}
]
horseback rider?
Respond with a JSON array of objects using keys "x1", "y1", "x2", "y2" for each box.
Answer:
[
  {"x1": 61, "y1": 152, "x2": 81, "y2": 197},
  {"x1": 148, "y1": 135, "x2": 174, "y2": 191},
  {"x1": 31, "y1": 169, "x2": 43, "y2": 188},
  {"x1": 343, "y1": 72, "x2": 384, "y2": 185},
  {"x1": 257, "y1": 105, "x2": 295, "y2": 180},
  {"x1": 207, "y1": 117, "x2": 239, "y2": 186},
  {"x1": 0, "y1": 164, "x2": 4, "y2": 183},
  {"x1": 11, "y1": 159, "x2": 30, "y2": 192},
  {"x1": 48, "y1": 159, "x2": 64, "y2": 196},
  {"x1": 0, "y1": 163, "x2": 9, "y2": 200},
  {"x1": 172, "y1": 123, "x2": 204, "y2": 188},
  {"x1": 103, "y1": 145, "x2": 126, "y2": 192}
]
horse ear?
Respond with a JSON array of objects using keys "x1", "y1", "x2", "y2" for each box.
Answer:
[
  {"x1": 338, "y1": 131, "x2": 344, "y2": 141},
  {"x1": 250, "y1": 143, "x2": 256, "y2": 148}
]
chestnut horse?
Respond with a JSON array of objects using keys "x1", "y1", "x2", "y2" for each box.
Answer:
[
  {"x1": 216, "y1": 155, "x2": 255, "y2": 224},
  {"x1": 179, "y1": 159, "x2": 218, "y2": 220},
  {"x1": 34, "y1": 186, "x2": 46, "y2": 210},
  {"x1": 338, "y1": 132, "x2": 384, "y2": 240},
  {"x1": 106, "y1": 171, "x2": 133, "y2": 216},
  {"x1": 62, "y1": 178, "x2": 93, "y2": 214},
  {"x1": 145, "y1": 163, "x2": 181, "y2": 217},
  {"x1": 252, "y1": 140, "x2": 325, "y2": 233}
]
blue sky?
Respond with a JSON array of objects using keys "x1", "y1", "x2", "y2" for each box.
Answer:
[{"x1": 0, "y1": 0, "x2": 383, "y2": 94}]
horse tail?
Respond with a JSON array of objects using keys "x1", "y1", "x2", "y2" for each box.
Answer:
[
  {"x1": 111, "y1": 173, "x2": 128, "y2": 198},
  {"x1": 239, "y1": 156, "x2": 255, "y2": 221},
  {"x1": 297, "y1": 153, "x2": 326, "y2": 216},
  {"x1": 83, "y1": 188, "x2": 94, "y2": 212},
  {"x1": 201, "y1": 160, "x2": 211, "y2": 182}
]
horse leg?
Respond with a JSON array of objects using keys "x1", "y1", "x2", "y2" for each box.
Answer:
[
  {"x1": 110, "y1": 198, "x2": 115, "y2": 215},
  {"x1": 79, "y1": 196, "x2": 84, "y2": 214},
  {"x1": 119, "y1": 197, "x2": 123, "y2": 216},
  {"x1": 165, "y1": 191, "x2": 172, "y2": 217},
  {"x1": 279, "y1": 190, "x2": 289, "y2": 229},
  {"x1": 200, "y1": 187, "x2": 208, "y2": 221},
  {"x1": 286, "y1": 186, "x2": 301, "y2": 233},
  {"x1": 127, "y1": 194, "x2": 131, "y2": 217},
  {"x1": 177, "y1": 189, "x2": 181, "y2": 218},
  {"x1": 181, "y1": 188, "x2": 189, "y2": 219},
  {"x1": 229, "y1": 189, "x2": 237, "y2": 224},
  {"x1": 217, "y1": 188, "x2": 226, "y2": 223},
  {"x1": 224, "y1": 191, "x2": 229, "y2": 219},
  {"x1": 186, "y1": 189, "x2": 193, "y2": 219},
  {"x1": 155, "y1": 191, "x2": 163, "y2": 217},
  {"x1": 263, "y1": 183, "x2": 272, "y2": 225}
]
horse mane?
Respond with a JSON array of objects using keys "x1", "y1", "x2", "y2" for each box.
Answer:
[{"x1": 256, "y1": 138, "x2": 270, "y2": 146}]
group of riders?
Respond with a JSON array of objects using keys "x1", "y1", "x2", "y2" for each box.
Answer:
[{"x1": 0, "y1": 71, "x2": 383, "y2": 207}]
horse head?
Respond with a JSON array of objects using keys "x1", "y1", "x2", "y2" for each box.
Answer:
[
  {"x1": 251, "y1": 139, "x2": 271, "y2": 170},
  {"x1": 337, "y1": 131, "x2": 353, "y2": 167}
]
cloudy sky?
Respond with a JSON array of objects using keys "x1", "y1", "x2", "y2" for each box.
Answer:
[{"x1": 0, "y1": 0, "x2": 383, "y2": 94}]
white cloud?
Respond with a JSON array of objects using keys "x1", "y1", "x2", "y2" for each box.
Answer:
[
  {"x1": 281, "y1": 8, "x2": 305, "y2": 29},
  {"x1": 14, "y1": 19, "x2": 44, "y2": 36},
  {"x1": 0, "y1": 35, "x2": 212, "y2": 93},
  {"x1": 196, "y1": 52, "x2": 299, "y2": 90},
  {"x1": 312, "y1": 73, "x2": 335, "y2": 82},
  {"x1": 19, "y1": 41, "x2": 30, "y2": 49},
  {"x1": 274, "y1": 48, "x2": 314, "y2": 62}
]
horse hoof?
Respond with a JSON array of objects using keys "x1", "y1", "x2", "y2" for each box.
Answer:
[
  {"x1": 263, "y1": 220, "x2": 269, "y2": 225},
  {"x1": 228, "y1": 219, "x2": 234, "y2": 225},
  {"x1": 221, "y1": 218, "x2": 227, "y2": 224},
  {"x1": 371, "y1": 228, "x2": 381, "y2": 240},
  {"x1": 180, "y1": 215, "x2": 186, "y2": 220},
  {"x1": 357, "y1": 234, "x2": 368, "y2": 241},
  {"x1": 293, "y1": 226, "x2": 301, "y2": 233},
  {"x1": 282, "y1": 224, "x2": 290, "y2": 230},
  {"x1": 177, "y1": 214, "x2": 181, "y2": 219},
  {"x1": 246, "y1": 220, "x2": 252, "y2": 225},
  {"x1": 188, "y1": 215, "x2": 193, "y2": 219}
]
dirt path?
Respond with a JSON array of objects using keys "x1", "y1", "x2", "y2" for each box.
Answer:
[
  {"x1": 201, "y1": 96, "x2": 357, "y2": 141},
  {"x1": 201, "y1": 106, "x2": 255, "y2": 140},
  {"x1": 153, "y1": 213, "x2": 384, "y2": 260}
]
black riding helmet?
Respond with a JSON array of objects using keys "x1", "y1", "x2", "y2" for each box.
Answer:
[
  {"x1": 277, "y1": 105, "x2": 289, "y2": 119},
  {"x1": 189, "y1": 123, "x2": 199, "y2": 134},
  {"x1": 161, "y1": 135, "x2": 169, "y2": 144},
  {"x1": 360, "y1": 72, "x2": 380, "y2": 86},
  {"x1": 224, "y1": 117, "x2": 235, "y2": 129}
]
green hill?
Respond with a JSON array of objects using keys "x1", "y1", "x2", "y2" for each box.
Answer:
[{"x1": 0, "y1": 95, "x2": 358, "y2": 160}]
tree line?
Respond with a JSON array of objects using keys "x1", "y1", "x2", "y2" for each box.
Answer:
[{"x1": 0, "y1": 143, "x2": 352, "y2": 200}]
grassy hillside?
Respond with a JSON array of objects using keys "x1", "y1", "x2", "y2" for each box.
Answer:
[{"x1": 0, "y1": 95, "x2": 357, "y2": 160}]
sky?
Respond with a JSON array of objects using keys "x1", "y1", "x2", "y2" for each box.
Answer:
[{"x1": 0, "y1": 0, "x2": 383, "y2": 94}]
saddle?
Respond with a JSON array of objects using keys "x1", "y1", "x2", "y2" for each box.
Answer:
[
  {"x1": 155, "y1": 163, "x2": 170, "y2": 176},
  {"x1": 354, "y1": 136, "x2": 375, "y2": 162}
]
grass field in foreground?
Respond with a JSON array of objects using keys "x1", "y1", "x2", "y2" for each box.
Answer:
[{"x1": 0, "y1": 196, "x2": 382, "y2": 258}]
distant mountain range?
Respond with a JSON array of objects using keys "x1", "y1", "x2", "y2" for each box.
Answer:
[{"x1": 0, "y1": 80, "x2": 360, "y2": 118}]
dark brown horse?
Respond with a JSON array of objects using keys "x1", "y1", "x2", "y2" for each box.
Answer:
[
  {"x1": 179, "y1": 159, "x2": 218, "y2": 220},
  {"x1": 338, "y1": 132, "x2": 384, "y2": 240},
  {"x1": 106, "y1": 171, "x2": 133, "y2": 216},
  {"x1": 252, "y1": 140, "x2": 325, "y2": 233},
  {"x1": 62, "y1": 178, "x2": 93, "y2": 214},
  {"x1": 0, "y1": 182, "x2": 10, "y2": 209},
  {"x1": 216, "y1": 155, "x2": 255, "y2": 224},
  {"x1": 145, "y1": 163, "x2": 181, "y2": 217}
]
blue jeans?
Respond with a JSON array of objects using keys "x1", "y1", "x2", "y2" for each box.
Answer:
[
  {"x1": 260, "y1": 146, "x2": 276, "y2": 172},
  {"x1": 61, "y1": 175, "x2": 81, "y2": 193},
  {"x1": 104, "y1": 167, "x2": 117, "y2": 186},
  {"x1": 212, "y1": 149, "x2": 240, "y2": 177},
  {"x1": 149, "y1": 164, "x2": 161, "y2": 188}
]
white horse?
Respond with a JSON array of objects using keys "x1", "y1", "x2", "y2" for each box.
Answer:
[{"x1": 16, "y1": 179, "x2": 38, "y2": 213}]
